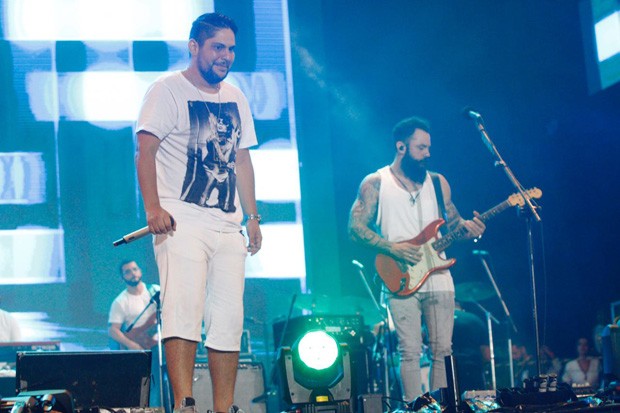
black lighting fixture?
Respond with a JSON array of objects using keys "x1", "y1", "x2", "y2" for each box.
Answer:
[
  {"x1": 277, "y1": 329, "x2": 352, "y2": 413},
  {"x1": 0, "y1": 390, "x2": 73, "y2": 413}
]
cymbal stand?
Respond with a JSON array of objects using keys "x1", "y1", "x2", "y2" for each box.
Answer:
[
  {"x1": 471, "y1": 300, "x2": 500, "y2": 389},
  {"x1": 475, "y1": 251, "x2": 518, "y2": 388}
]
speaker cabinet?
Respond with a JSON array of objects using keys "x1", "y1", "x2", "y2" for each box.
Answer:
[{"x1": 192, "y1": 362, "x2": 266, "y2": 413}]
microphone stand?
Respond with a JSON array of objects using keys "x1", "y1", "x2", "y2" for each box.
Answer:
[
  {"x1": 153, "y1": 295, "x2": 170, "y2": 413},
  {"x1": 467, "y1": 114, "x2": 543, "y2": 377},
  {"x1": 124, "y1": 299, "x2": 153, "y2": 334},
  {"x1": 352, "y1": 261, "x2": 391, "y2": 398},
  {"x1": 270, "y1": 294, "x2": 297, "y2": 389},
  {"x1": 123, "y1": 292, "x2": 169, "y2": 412},
  {"x1": 474, "y1": 252, "x2": 517, "y2": 388}
]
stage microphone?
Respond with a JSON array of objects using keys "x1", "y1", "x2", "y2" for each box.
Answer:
[
  {"x1": 462, "y1": 106, "x2": 483, "y2": 121},
  {"x1": 113, "y1": 226, "x2": 150, "y2": 246},
  {"x1": 150, "y1": 291, "x2": 160, "y2": 304},
  {"x1": 351, "y1": 259, "x2": 365, "y2": 269},
  {"x1": 472, "y1": 249, "x2": 490, "y2": 256},
  {"x1": 113, "y1": 217, "x2": 175, "y2": 247}
]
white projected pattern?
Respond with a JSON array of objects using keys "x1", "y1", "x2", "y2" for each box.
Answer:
[
  {"x1": 4, "y1": 0, "x2": 210, "y2": 40},
  {"x1": 0, "y1": 152, "x2": 46, "y2": 204},
  {"x1": 24, "y1": 71, "x2": 287, "y2": 123},
  {"x1": 0, "y1": 228, "x2": 65, "y2": 283},
  {"x1": 595, "y1": 11, "x2": 620, "y2": 62}
]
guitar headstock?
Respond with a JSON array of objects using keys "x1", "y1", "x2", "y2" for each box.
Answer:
[{"x1": 507, "y1": 188, "x2": 542, "y2": 207}]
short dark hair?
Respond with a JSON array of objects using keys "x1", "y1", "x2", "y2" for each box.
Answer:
[
  {"x1": 392, "y1": 116, "x2": 431, "y2": 145},
  {"x1": 119, "y1": 260, "x2": 137, "y2": 276},
  {"x1": 190, "y1": 13, "x2": 238, "y2": 46}
]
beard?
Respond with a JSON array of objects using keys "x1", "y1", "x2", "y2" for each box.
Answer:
[
  {"x1": 401, "y1": 155, "x2": 428, "y2": 183},
  {"x1": 124, "y1": 279, "x2": 140, "y2": 287},
  {"x1": 200, "y1": 63, "x2": 229, "y2": 84}
]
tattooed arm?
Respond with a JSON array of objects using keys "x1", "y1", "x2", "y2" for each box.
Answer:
[
  {"x1": 437, "y1": 173, "x2": 486, "y2": 238},
  {"x1": 348, "y1": 172, "x2": 423, "y2": 264},
  {"x1": 348, "y1": 173, "x2": 390, "y2": 252}
]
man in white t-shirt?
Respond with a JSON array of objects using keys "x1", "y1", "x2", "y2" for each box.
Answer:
[
  {"x1": 135, "y1": 12, "x2": 261, "y2": 413},
  {"x1": 108, "y1": 260, "x2": 159, "y2": 350},
  {"x1": 348, "y1": 116, "x2": 485, "y2": 403},
  {"x1": 108, "y1": 260, "x2": 162, "y2": 407}
]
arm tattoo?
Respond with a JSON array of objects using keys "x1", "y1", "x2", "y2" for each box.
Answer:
[
  {"x1": 348, "y1": 174, "x2": 393, "y2": 254},
  {"x1": 445, "y1": 201, "x2": 465, "y2": 232}
]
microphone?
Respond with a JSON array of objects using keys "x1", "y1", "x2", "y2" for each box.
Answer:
[
  {"x1": 150, "y1": 291, "x2": 160, "y2": 304},
  {"x1": 462, "y1": 106, "x2": 483, "y2": 121},
  {"x1": 472, "y1": 249, "x2": 490, "y2": 256},
  {"x1": 351, "y1": 259, "x2": 364, "y2": 269},
  {"x1": 113, "y1": 226, "x2": 150, "y2": 246},
  {"x1": 113, "y1": 217, "x2": 175, "y2": 247}
]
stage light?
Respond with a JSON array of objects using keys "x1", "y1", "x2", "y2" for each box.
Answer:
[
  {"x1": 297, "y1": 330, "x2": 339, "y2": 370},
  {"x1": 277, "y1": 329, "x2": 352, "y2": 412},
  {"x1": 0, "y1": 390, "x2": 73, "y2": 413}
]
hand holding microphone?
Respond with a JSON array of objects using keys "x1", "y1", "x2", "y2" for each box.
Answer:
[{"x1": 113, "y1": 212, "x2": 175, "y2": 247}]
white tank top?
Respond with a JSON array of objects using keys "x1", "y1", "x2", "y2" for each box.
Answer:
[{"x1": 376, "y1": 166, "x2": 454, "y2": 293}]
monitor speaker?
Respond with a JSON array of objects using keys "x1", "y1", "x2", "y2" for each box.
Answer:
[
  {"x1": 192, "y1": 362, "x2": 266, "y2": 413},
  {"x1": 16, "y1": 351, "x2": 151, "y2": 410}
]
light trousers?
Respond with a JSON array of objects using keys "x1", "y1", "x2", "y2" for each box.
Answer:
[{"x1": 388, "y1": 290, "x2": 455, "y2": 402}]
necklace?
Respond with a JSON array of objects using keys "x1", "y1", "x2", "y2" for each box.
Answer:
[
  {"x1": 390, "y1": 166, "x2": 423, "y2": 206},
  {"x1": 193, "y1": 81, "x2": 224, "y2": 132}
]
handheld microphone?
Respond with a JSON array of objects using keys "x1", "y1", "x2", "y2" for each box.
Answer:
[
  {"x1": 113, "y1": 226, "x2": 150, "y2": 247},
  {"x1": 113, "y1": 217, "x2": 175, "y2": 247},
  {"x1": 462, "y1": 106, "x2": 483, "y2": 121}
]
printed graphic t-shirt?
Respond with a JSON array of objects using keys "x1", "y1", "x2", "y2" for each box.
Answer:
[{"x1": 136, "y1": 71, "x2": 258, "y2": 232}]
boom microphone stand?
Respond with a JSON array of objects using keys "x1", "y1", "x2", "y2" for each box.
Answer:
[
  {"x1": 152, "y1": 293, "x2": 171, "y2": 413},
  {"x1": 122, "y1": 291, "x2": 169, "y2": 412},
  {"x1": 464, "y1": 108, "x2": 543, "y2": 377}
]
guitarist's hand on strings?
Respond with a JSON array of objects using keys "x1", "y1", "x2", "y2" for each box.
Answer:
[
  {"x1": 462, "y1": 211, "x2": 486, "y2": 239},
  {"x1": 391, "y1": 242, "x2": 422, "y2": 265}
]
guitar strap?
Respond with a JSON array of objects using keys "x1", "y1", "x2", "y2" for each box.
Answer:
[{"x1": 430, "y1": 172, "x2": 448, "y2": 236}]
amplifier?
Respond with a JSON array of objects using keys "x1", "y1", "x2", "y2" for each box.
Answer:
[{"x1": 192, "y1": 362, "x2": 266, "y2": 413}]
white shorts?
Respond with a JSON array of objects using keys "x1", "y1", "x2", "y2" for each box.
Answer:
[{"x1": 154, "y1": 201, "x2": 248, "y2": 351}]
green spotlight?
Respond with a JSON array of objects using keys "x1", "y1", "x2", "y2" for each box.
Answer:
[
  {"x1": 297, "y1": 330, "x2": 339, "y2": 370},
  {"x1": 277, "y1": 328, "x2": 352, "y2": 411}
]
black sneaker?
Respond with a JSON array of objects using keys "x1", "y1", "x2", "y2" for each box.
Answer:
[
  {"x1": 177, "y1": 397, "x2": 197, "y2": 413},
  {"x1": 228, "y1": 406, "x2": 244, "y2": 413}
]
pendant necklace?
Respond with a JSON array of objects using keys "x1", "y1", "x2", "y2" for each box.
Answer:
[
  {"x1": 193, "y1": 81, "x2": 223, "y2": 131},
  {"x1": 390, "y1": 166, "x2": 423, "y2": 206}
]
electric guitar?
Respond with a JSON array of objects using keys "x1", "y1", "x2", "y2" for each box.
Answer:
[
  {"x1": 375, "y1": 188, "x2": 542, "y2": 296},
  {"x1": 123, "y1": 312, "x2": 158, "y2": 349}
]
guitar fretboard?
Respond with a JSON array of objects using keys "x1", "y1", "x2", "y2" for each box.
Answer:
[{"x1": 431, "y1": 199, "x2": 512, "y2": 252}]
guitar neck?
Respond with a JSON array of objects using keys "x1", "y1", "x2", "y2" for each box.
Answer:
[{"x1": 432, "y1": 199, "x2": 512, "y2": 252}]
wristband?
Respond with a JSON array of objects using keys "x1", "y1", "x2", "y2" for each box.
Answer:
[{"x1": 247, "y1": 214, "x2": 262, "y2": 223}]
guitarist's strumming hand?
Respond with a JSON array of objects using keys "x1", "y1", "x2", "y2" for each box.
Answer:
[
  {"x1": 125, "y1": 340, "x2": 144, "y2": 351},
  {"x1": 390, "y1": 242, "x2": 423, "y2": 265},
  {"x1": 461, "y1": 211, "x2": 486, "y2": 239}
]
